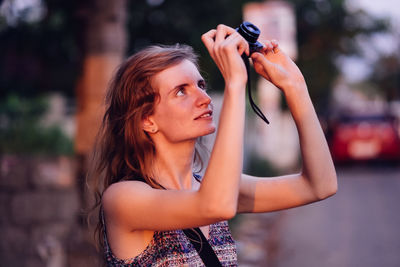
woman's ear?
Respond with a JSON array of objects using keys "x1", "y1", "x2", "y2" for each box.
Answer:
[{"x1": 142, "y1": 116, "x2": 158, "y2": 134}]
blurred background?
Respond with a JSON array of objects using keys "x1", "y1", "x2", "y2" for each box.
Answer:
[{"x1": 0, "y1": 0, "x2": 399, "y2": 266}]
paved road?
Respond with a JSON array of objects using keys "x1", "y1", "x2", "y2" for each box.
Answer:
[{"x1": 273, "y1": 165, "x2": 400, "y2": 267}]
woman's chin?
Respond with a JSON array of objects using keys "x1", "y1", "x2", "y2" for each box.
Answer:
[{"x1": 200, "y1": 126, "x2": 216, "y2": 136}]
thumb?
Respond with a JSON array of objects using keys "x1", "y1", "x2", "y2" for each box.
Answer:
[
  {"x1": 251, "y1": 52, "x2": 273, "y2": 80},
  {"x1": 251, "y1": 52, "x2": 274, "y2": 69}
]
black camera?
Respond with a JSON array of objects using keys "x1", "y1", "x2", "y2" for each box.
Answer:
[{"x1": 236, "y1": 21, "x2": 264, "y2": 55}]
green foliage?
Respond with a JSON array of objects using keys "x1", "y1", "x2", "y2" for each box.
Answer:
[
  {"x1": 0, "y1": 0, "x2": 81, "y2": 98},
  {"x1": 126, "y1": 0, "x2": 253, "y2": 93},
  {"x1": 243, "y1": 153, "x2": 278, "y2": 177},
  {"x1": 0, "y1": 95, "x2": 73, "y2": 155},
  {"x1": 371, "y1": 55, "x2": 400, "y2": 100},
  {"x1": 0, "y1": 0, "x2": 391, "y2": 111},
  {"x1": 286, "y1": 0, "x2": 389, "y2": 113},
  {"x1": 125, "y1": 0, "x2": 389, "y2": 113}
]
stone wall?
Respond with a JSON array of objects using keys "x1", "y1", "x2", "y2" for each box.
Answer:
[{"x1": 0, "y1": 155, "x2": 100, "y2": 267}]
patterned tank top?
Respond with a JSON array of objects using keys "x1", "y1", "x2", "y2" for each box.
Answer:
[{"x1": 103, "y1": 220, "x2": 238, "y2": 266}]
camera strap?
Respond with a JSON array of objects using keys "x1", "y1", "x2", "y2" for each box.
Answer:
[
  {"x1": 183, "y1": 227, "x2": 223, "y2": 267},
  {"x1": 242, "y1": 55, "x2": 270, "y2": 124}
]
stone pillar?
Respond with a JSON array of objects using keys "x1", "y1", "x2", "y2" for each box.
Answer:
[
  {"x1": 73, "y1": 1, "x2": 127, "y2": 264},
  {"x1": 75, "y1": 0, "x2": 127, "y2": 155}
]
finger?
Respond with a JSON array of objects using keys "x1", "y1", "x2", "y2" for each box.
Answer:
[
  {"x1": 238, "y1": 34, "x2": 250, "y2": 56},
  {"x1": 271, "y1": 39, "x2": 280, "y2": 53},
  {"x1": 224, "y1": 32, "x2": 249, "y2": 55},
  {"x1": 260, "y1": 40, "x2": 273, "y2": 53},
  {"x1": 215, "y1": 24, "x2": 237, "y2": 44},
  {"x1": 265, "y1": 40, "x2": 273, "y2": 50},
  {"x1": 238, "y1": 42, "x2": 246, "y2": 56},
  {"x1": 237, "y1": 42, "x2": 247, "y2": 56},
  {"x1": 251, "y1": 52, "x2": 274, "y2": 72},
  {"x1": 201, "y1": 29, "x2": 217, "y2": 58},
  {"x1": 201, "y1": 29, "x2": 217, "y2": 48},
  {"x1": 251, "y1": 52, "x2": 269, "y2": 63},
  {"x1": 225, "y1": 33, "x2": 249, "y2": 56}
]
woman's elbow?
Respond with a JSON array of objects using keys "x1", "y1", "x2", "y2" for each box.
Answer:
[
  {"x1": 317, "y1": 175, "x2": 338, "y2": 200},
  {"x1": 202, "y1": 201, "x2": 237, "y2": 221},
  {"x1": 219, "y1": 207, "x2": 237, "y2": 221}
]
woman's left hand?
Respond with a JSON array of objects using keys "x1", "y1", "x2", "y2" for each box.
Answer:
[{"x1": 251, "y1": 40, "x2": 306, "y2": 92}]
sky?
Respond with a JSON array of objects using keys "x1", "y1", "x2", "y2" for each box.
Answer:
[
  {"x1": 348, "y1": 0, "x2": 400, "y2": 22},
  {"x1": 341, "y1": 0, "x2": 400, "y2": 82}
]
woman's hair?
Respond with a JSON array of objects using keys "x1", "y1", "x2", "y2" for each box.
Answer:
[{"x1": 87, "y1": 44, "x2": 205, "y2": 251}]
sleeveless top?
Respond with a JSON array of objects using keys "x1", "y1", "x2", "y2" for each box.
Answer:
[{"x1": 103, "y1": 220, "x2": 238, "y2": 266}]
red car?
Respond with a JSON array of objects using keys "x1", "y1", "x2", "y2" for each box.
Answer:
[{"x1": 329, "y1": 114, "x2": 400, "y2": 163}]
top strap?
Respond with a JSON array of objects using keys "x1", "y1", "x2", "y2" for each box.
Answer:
[{"x1": 100, "y1": 208, "x2": 111, "y2": 250}]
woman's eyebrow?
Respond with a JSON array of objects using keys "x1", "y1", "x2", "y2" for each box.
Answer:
[
  {"x1": 174, "y1": 83, "x2": 189, "y2": 89},
  {"x1": 168, "y1": 78, "x2": 205, "y2": 94},
  {"x1": 168, "y1": 83, "x2": 189, "y2": 94}
]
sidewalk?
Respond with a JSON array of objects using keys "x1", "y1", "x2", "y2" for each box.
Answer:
[{"x1": 232, "y1": 212, "x2": 283, "y2": 267}]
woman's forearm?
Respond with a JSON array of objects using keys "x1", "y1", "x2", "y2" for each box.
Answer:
[
  {"x1": 284, "y1": 84, "x2": 337, "y2": 199},
  {"x1": 199, "y1": 86, "x2": 246, "y2": 218},
  {"x1": 197, "y1": 24, "x2": 250, "y2": 219}
]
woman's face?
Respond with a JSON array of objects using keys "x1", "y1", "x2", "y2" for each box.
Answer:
[{"x1": 148, "y1": 59, "x2": 216, "y2": 143}]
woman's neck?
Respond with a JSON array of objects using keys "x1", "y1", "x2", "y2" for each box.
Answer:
[{"x1": 152, "y1": 139, "x2": 196, "y2": 190}]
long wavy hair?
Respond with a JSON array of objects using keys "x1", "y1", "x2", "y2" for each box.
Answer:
[{"x1": 86, "y1": 44, "x2": 206, "y2": 251}]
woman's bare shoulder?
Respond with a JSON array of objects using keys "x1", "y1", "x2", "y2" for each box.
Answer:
[{"x1": 102, "y1": 180, "x2": 151, "y2": 213}]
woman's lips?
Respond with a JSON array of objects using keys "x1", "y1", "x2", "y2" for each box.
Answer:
[{"x1": 195, "y1": 110, "x2": 213, "y2": 120}]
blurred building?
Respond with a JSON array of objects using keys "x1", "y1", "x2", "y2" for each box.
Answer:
[{"x1": 243, "y1": 1, "x2": 299, "y2": 170}]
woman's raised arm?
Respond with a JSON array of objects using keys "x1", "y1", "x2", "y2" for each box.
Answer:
[{"x1": 237, "y1": 40, "x2": 337, "y2": 213}]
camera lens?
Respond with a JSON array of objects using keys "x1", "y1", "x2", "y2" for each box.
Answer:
[{"x1": 236, "y1": 21, "x2": 264, "y2": 55}]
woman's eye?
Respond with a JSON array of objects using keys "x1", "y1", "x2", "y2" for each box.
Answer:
[
  {"x1": 176, "y1": 88, "x2": 185, "y2": 96},
  {"x1": 198, "y1": 81, "x2": 207, "y2": 90}
]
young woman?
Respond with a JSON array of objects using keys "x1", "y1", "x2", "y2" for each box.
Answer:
[{"x1": 88, "y1": 24, "x2": 337, "y2": 266}]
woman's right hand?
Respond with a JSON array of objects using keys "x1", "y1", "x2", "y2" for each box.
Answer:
[{"x1": 201, "y1": 24, "x2": 249, "y2": 89}]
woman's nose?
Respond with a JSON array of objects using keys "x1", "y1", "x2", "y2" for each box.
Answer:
[{"x1": 196, "y1": 88, "x2": 212, "y2": 107}]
